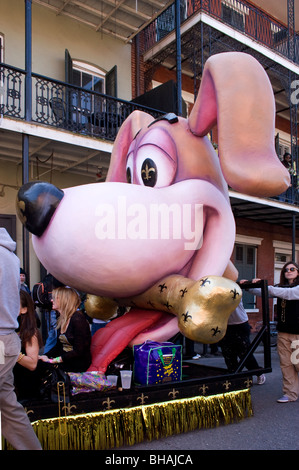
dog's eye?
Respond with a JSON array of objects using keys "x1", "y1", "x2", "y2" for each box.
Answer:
[
  {"x1": 126, "y1": 152, "x2": 133, "y2": 184},
  {"x1": 126, "y1": 167, "x2": 132, "y2": 184},
  {"x1": 141, "y1": 158, "x2": 157, "y2": 187},
  {"x1": 135, "y1": 145, "x2": 176, "y2": 188}
]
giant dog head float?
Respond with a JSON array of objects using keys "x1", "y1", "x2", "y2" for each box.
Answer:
[{"x1": 16, "y1": 52, "x2": 290, "y2": 373}]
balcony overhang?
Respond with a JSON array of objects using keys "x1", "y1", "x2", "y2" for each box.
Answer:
[
  {"x1": 32, "y1": 0, "x2": 172, "y2": 43},
  {"x1": 0, "y1": 117, "x2": 113, "y2": 180},
  {"x1": 229, "y1": 190, "x2": 299, "y2": 229},
  {"x1": 144, "y1": 11, "x2": 299, "y2": 76},
  {"x1": 1, "y1": 117, "x2": 113, "y2": 154}
]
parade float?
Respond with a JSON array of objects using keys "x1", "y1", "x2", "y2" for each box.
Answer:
[{"x1": 13, "y1": 52, "x2": 290, "y2": 450}]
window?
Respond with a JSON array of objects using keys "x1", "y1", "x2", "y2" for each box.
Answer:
[
  {"x1": 235, "y1": 245, "x2": 243, "y2": 262},
  {"x1": 65, "y1": 50, "x2": 117, "y2": 97},
  {"x1": 275, "y1": 133, "x2": 291, "y2": 161},
  {"x1": 0, "y1": 34, "x2": 3, "y2": 62},
  {"x1": 278, "y1": 144, "x2": 291, "y2": 161},
  {"x1": 275, "y1": 252, "x2": 289, "y2": 264},
  {"x1": 64, "y1": 50, "x2": 118, "y2": 128},
  {"x1": 0, "y1": 215, "x2": 16, "y2": 244},
  {"x1": 72, "y1": 60, "x2": 105, "y2": 94},
  {"x1": 272, "y1": 25, "x2": 288, "y2": 45},
  {"x1": 234, "y1": 243, "x2": 257, "y2": 309},
  {"x1": 71, "y1": 61, "x2": 106, "y2": 124},
  {"x1": 221, "y1": 1, "x2": 246, "y2": 32}
]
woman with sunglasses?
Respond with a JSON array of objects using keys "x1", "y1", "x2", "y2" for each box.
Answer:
[{"x1": 244, "y1": 261, "x2": 299, "y2": 403}]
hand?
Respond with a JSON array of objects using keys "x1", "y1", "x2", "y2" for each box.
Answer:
[
  {"x1": 239, "y1": 279, "x2": 249, "y2": 284},
  {"x1": 251, "y1": 278, "x2": 261, "y2": 283},
  {"x1": 38, "y1": 355, "x2": 50, "y2": 362}
]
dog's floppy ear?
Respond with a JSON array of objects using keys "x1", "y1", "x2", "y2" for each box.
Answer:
[
  {"x1": 188, "y1": 52, "x2": 290, "y2": 197},
  {"x1": 106, "y1": 110, "x2": 153, "y2": 182}
]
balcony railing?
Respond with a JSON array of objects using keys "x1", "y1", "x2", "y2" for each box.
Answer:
[
  {"x1": 142, "y1": 0, "x2": 299, "y2": 65},
  {"x1": 0, "y1": 63, "x2": 164, "y2": 142}
]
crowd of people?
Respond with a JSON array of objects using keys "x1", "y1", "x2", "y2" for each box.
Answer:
[
  {"x1": 0, "y1": 228, "x2": 94, "y2": 449},
  {"x1": 1, "y1": 225, "x2": 299, "y2": 449}
]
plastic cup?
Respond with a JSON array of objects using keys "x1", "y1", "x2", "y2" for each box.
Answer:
[
  {"x1": 120, "y1": 370, "x2": 132, "y2": 389},
  {"x1": 107, "y1": 375, "x2": 118, "y2": 387}
]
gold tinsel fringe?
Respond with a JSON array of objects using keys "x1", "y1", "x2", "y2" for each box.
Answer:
[{"x1": 4, "y1": 389, "x2": 253, "y2": 450}]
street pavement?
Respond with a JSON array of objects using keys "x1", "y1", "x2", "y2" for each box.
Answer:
[{"x1": 119, "y1": 345, "x2": 299, "y2": 451}]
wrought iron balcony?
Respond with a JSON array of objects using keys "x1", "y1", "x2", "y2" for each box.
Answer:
[
  {"x1": 0, "y1": 63, "x2": 163, "y2": 142},
  {"x1": 142, "y1": 0, "x2": 299, "y2": 65}
]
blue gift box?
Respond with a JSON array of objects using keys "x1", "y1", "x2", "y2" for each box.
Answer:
[{"x1": 133, "y1": 340, "x2": 182, "y2": 385}]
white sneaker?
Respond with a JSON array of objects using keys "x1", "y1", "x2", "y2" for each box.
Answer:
[
  {"x1": 192, "y1": 354, "x2": 201, "y2": 359},
  {"x1": 277, "y1": 395, "x2": 290, "y2": 403},
  {"x1": 257, "y1": 374, "x2": 266, "y2": 385}
]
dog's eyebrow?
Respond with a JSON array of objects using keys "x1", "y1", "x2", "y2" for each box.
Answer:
[
  {"x1": 147, "y1": 113, "x2": 179, "y2": 128},
  {"x1": 133, "y1": 113, "x2": 178, "y2": 140},
  {"x1": 133, "y1": 129, "x2": 142, "y2": 140}
]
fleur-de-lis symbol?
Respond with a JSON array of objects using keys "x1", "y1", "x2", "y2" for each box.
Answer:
[
  {"x1": 244, "y1": 378, "x2": 253, "y2": 388},
  {"x1": 230, "y1": 289, "x2": 240, "y2": 300},
  {"x1": 62, "y1": 403, "x2": 77, "y2": 415},
  {"x1": 163, "y1": 301, "x2": 173, "y2": 310},
  {"x1": 168, "y1": 388, "x2": 179, "y2": 399},
  {"x1": 147, "y1": 300, "x2": 155, "y2": 308},
  {"x1": 223, "y1": 380, "x2": 231, "y2": 390},
  {"x1": 211, "y1": 326, "x2": 221, "y2": 336},
  {"x1": 137, "y1": 393, "x2": 149, "y2": 405},
  {"x1": 102, "y1": 397, "x2": 115, "y2": 410},
  {"x1": 180, "y1": 288, "x2": 188, "y2": 297},
  {"x1": 199, "y1": 384, "x2": 209, "y2": 395},
  {"x1": 182, "y1": 311, "x2": 192, "y2": 322},
  {"x1": 158, "y1": 283, "x2": 167, "y2": 293},
  {"x1": 141, "y1": 163, "x2": 156, "y2": 181},
  {"x1": 200, "y1": 278, "x2": 210, "y2": 287}
]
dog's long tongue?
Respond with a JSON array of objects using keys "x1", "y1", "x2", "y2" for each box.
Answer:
[{"x1": 87, "y1": 309, "x2": 170, "y2": 374}]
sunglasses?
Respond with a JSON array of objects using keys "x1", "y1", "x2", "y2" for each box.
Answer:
[{"x1": 284, "y1": 267, "x2": 298, "y2": 273}]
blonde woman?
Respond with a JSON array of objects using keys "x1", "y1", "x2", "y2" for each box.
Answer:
[{"x1": 39, "y1": 287, "x2": 91, "y2": 372}]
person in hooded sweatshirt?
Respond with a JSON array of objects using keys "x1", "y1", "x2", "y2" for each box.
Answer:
[{"x1": 0, "y1": 227, "x2": 42, "y2": 450}]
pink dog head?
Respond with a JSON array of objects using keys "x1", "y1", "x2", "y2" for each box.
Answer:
[{"x1": 17, "y1": 52, "x2": 289, "y2": 297}]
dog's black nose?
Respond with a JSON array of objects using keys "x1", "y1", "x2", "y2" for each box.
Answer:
[{"x1": 16, "y1": 181, "x2": 64, "y2": 237}]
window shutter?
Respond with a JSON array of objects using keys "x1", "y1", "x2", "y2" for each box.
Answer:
[
  {"x1": 105, "y1": 65, "x2": 117, "y2": 97},
  {"x1": 275, "y1": 133, "x2": 280, "y2": 157},
  {"x1": 65, "y1": 49, "x2": 73, "y2": 84}
]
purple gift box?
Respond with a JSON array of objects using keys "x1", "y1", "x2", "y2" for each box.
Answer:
[{"x1": 133, "y1": 340, "x2": 182, "y2": 385}]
